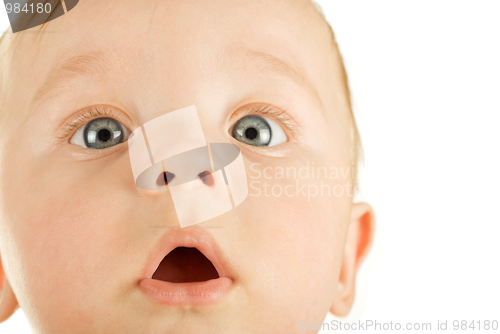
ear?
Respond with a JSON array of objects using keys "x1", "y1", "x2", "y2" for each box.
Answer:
[
  {"x1": 0, "y1": 253, "x2": 19, "y2": 323},
  {"x1": 330, "y1": 202, "x2": 375, "y2": 317}
]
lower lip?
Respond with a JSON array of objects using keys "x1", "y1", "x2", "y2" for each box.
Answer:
[{"x1": 139, "y1": 277, "x2": 233, "y2": 306}]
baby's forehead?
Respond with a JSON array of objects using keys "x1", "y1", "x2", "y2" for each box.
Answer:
[
  {"x1": 9, "y1": 0, "x2": 334, "y2": 66},
  {"x1": 2, "y1": 0, "x2": 342, "y2": 122}
]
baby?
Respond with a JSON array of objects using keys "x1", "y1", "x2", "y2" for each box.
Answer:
[{"x1": 0, "y1": 0, "x2": 375, "y2": 333}]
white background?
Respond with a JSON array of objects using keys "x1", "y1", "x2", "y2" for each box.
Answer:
[{"x1": 1, "y1": 1, "x2": 500, "y2": 333}]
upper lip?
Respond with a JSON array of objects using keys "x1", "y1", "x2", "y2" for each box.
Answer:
[{"x1": 142, "y1": 228, "x2": 234, "y2": 281}]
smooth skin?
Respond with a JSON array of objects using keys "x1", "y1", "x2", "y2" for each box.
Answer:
[{"x1": 0, "y1": 0, "x2": 374, "y2": 333}]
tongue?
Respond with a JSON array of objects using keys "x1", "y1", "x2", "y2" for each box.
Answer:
[{"x1": 152, "y1": 247, "x2": 220, "y2": 283}]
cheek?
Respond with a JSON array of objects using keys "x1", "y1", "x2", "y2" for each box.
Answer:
[
  {"x1": 235, "y1": 154, "x2": 352, "y2": 322},
  {"x1": 0, "y1": 145, "x2": 145, "y2": 328}
]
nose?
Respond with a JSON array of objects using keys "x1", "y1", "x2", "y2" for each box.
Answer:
[
  {"x1": 127, "y1": 105, "x2": 249, "y2": 227},
  {"x1": 135, "y1": 145, "x2": 215, "y2": 191},
  {"x1": 156, "y1": 169, "x2": 215, "y2": 188}
]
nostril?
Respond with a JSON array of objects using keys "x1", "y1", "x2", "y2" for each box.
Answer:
[
  {"x1": 157, "y1": 171, "x2": 175, "y2": 187},
  {"x1": 198, "y1": 171, "x2": 215, "y2": 187}
]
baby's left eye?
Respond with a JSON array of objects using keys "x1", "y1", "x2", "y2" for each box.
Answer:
[
  {"x1": 231, "y1": 115, "x2": 288, "y2": 147},
  {"x1": 70, "y1": 117, "x2": 131, "y2": 149}
]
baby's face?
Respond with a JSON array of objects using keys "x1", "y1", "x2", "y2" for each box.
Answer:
[{"x1": 0, "y1": 0, "x2": 367, "y2": 333}]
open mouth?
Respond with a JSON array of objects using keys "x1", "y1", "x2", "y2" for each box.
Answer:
[
  {"x1": 139, "y1": 230, "x2": 234, "y2": 306},
  {"x1": 151, "y1": 247, "x2": 220, "y2": 283}
]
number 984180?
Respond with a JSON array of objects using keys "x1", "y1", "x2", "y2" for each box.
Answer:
[{"x1": 5, "y1": 2, "x2": 52, "y2": 14}]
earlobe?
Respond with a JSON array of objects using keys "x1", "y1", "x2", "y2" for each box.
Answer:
[
  {"x1": 330, "y1": 202, "x2": 375, "y2": 317},
  {"x1": 0, "y1": 254, "x2": 19, "y2": 323}
]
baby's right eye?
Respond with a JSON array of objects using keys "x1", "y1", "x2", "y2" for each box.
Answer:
[
  {"x1": 70, "y1": 117, "x2": 131, "y2": 149},
  {"x1": 231, "y1": 115, "x2": 288, "y2": 147}
]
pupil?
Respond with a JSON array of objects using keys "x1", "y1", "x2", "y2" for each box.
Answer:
[
  {"x1": 98, "y1": 129, "x2": 112, "y2": 142},
  {"x1": 245, "y1": 127, "x2": 258, "y2": 140}
]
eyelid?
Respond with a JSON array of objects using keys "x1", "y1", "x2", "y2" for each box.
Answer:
[
  {"x1": 57, "y1": 105, "x2": 132, "y2": 141},
  {"x1": 232, "y1": 103, "x2": 300, "y2": 137}
]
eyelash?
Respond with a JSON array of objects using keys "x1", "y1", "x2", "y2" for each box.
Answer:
[
  {"x1": 236, "y1": 104, "x2": 299, "y2": 136},
  {"x1": 58, "y1": 104, "x2": 299, "y2": 141},
  {"x1": 57, "y1": 106, "x2": 116, "y2": 140}
]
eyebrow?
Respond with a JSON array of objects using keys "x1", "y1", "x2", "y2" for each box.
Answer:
[
  {"x1": 29, "y1": 47, "x2": 322, "y2": 114},
  {"x1": 234, "y1": 48, "x2": 322, "y2": 105},
  {"x1": 30, "y1": 49, "x2": 135, "y2": 110}
]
